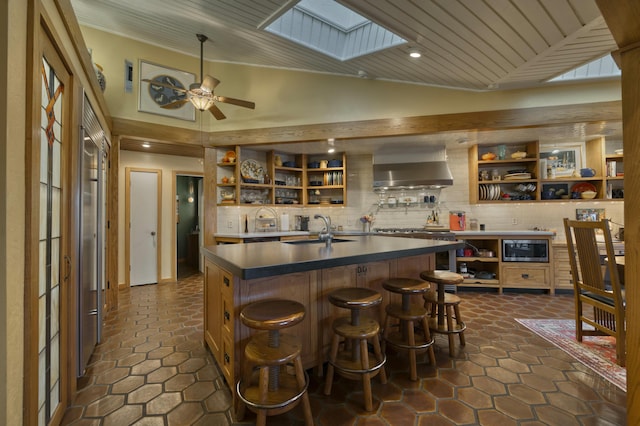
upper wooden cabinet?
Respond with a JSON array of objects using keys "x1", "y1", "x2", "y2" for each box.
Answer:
[
  {"x1": 214, "y1": 146, "x2": 347, "y2": 207},
  {"x1": 469, "y1": 138, "x2": 624, "y2": 204}
]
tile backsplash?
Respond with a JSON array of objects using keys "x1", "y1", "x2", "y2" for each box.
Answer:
[{"x1": 216, "y1": 148, "x2": 624, "y2": 240}]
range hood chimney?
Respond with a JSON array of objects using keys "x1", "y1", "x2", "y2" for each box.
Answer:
[{"x1": 372, "y1": 145, "x2": 453, "y2": 190}]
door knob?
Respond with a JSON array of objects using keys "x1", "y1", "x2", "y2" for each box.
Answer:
[{"x1": 151, "y1": 231, "x2": 156, "y2": 236}]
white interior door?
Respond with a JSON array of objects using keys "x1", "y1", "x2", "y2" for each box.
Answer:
[{"x1": 130, "y1": 171, "x2": 158, "y2": 285}]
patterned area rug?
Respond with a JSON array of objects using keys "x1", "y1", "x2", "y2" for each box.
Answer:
[{"x1": 515, "y1": 318, "x2": 626, "y2": 391}]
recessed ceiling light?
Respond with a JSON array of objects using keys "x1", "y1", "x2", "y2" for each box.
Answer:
[
  {"x1": 409, "y1": 49, "x2": 421, "y2": 58},
  {"x1": 328, "y1": 148, "x2": 336, "y2": 153},
  {"x1": 142, "y1": 143, "x2": 151, "y2": 148}
]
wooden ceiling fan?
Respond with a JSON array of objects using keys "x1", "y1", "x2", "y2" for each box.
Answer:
[{"x1": 142, "y1": 34, "x2": 255, "y2": 120}]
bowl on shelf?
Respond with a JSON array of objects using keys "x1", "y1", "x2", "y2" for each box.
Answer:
[
  {"x1": 580, "y1": 168, "x2": 596, "y2": 177},
  {"x1": 328, "y1": 159, "x2": 343, "y2": 167},
  {"x1": 307, "y1": 161, "x2": 320, "y2": 169},
  {"x1": 481, "y1": 152, "x2": 496, "y2": 161},
  {"x1": 282, "y1": 161, "x2": 296, "y2": 168},
  {"x1": 581, "y1": 191, "x2": 597, "y2": 199}
]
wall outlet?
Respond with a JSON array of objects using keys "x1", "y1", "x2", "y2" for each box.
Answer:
[
  {"x1": 227, "y1": 220, "x2": 233, "y2": 229},
  {"x1": 511, "y1": 218, "x2": 518, "y2": 225}
]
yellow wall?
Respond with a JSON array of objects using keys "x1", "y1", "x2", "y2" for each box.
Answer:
[
  {"x1": 2, "y1": 0, "x2": 27, "y2": 424},
  {"x1": 118, "y1": 151, "x2": 203, "y2": 284},
  {"x1": 81, "y1": 26, "x2": 622, "y2": 135}
]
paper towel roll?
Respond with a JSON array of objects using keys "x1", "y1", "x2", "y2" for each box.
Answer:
[{"x1": 280, "y1": 213, "x2": 289, "y2": 231}]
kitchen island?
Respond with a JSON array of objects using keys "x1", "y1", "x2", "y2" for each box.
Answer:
[{"x1": 201, "y1": 235, "x2": 463, "y2": 402}]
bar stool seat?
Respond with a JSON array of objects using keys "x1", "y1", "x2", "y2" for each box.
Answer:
[
  {"x1": 324, "y1": 287, "x2": 387, "y2": 412},
  {"x1": 381, "y1": 277, "x2": 436, "y2": 381},
  {"x1": 236, "y1": 299, "x2": 313, "y2": 426},
  {"x1": 420, "y1": 270, "x2": 466, "y2": 357}
]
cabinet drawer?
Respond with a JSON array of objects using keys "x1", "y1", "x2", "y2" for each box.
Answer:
[
  {"x1": 222, "y1": 296, "x2": 234, "y2": 335},
  {"x1": 220, "y1": 334, "x2": 234, "y2": 385},
  {"x1": 502, "y1": 265, "x2": 550, "y2": 288},
  {"x1": 220, "y1": 270, "x2": 234, "y2": 297}
]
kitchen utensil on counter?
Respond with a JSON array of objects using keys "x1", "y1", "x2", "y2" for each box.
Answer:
[
  {"x1": 449, "y1": 211, "x2": 466, "y2": 231},
  {"x1": 254, "y1": 207, "x2": 278, "y2": 232},
  {"x1": 295, "y1": 215, "x2": 309, "y2": 231}
]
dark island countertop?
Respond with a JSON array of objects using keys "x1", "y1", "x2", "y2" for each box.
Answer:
[{"x1": 202, "y1": 235, "x2": 463, "y2": 280}]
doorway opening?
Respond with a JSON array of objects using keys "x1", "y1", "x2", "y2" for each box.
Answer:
[{"x1": 176, "y1": 174, "x2": 204, "y2": 279}]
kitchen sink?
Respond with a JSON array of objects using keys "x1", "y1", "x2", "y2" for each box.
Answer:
[{"x1": 283, "y1": 238, "x2": 353, "y2": 244}]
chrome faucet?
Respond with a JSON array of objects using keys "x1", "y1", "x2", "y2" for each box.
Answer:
[{"x1": 314, "y1": 214, "x2": 333, "y2": 247}]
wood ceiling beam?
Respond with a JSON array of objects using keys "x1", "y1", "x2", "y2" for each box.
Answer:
[
  {"x1": 205, "y1": 101, "x2": 622, "y2": 146},
  {"x1": 113, "y1": 101, "x2": 621, "y2": 155}
]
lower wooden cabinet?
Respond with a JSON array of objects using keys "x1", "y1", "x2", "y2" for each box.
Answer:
[
  {"x1": 203, "y1": 253, "x2": 434, "y2": 394},
  {"x1": 553, "y1": 243, "x2": 575, "y2": 291},
  {"x1": 501, "y1": 264, "x2": 550, "y2": 289},
  {"x1": 455, "y1": 233, "x2": 554, "y2": 293}
]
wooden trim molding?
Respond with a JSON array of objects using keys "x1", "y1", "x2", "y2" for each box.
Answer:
[
  {"x1": 202, "y1": 101, "x2": 622, "y2": 146},
  {"x1": 112, "y1": 101, "x2": 622, "y2": 154},
  {"x1": 596, "y1": 1, "x2": 640, "y2": 422}
]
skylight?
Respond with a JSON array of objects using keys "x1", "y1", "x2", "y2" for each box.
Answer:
[
  {"x1": 549, "y1": 55, "x2": 620, "y2": 83},
  {"x1": 264, "y1": 0, "x2": 406, "y2": 61}
]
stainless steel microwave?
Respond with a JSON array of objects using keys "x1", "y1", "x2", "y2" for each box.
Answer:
[{"x1": 502, "y1": 239, "x2": 549, "y2": 262}]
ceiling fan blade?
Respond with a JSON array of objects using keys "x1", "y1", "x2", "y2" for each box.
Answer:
[
  {"x1": 215, "y1": 96, "x2": 256, "y2": 109},
  {"x1": 209, "y1": 104, "x2": 226, "y2": 120},
  {"x1": 142, "y1": 78, "x2": 187, "y2": 93},
  {"x1": 160, "y1": 99, "x2": 189, "y2": 109},
  {"x1": 201, "y1": 75, "x2": 220, "y2": 92}
]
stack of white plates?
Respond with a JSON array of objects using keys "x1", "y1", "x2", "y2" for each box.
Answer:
[{"x1": 479, "y1": 184, "x2": 502, "y2": 200}]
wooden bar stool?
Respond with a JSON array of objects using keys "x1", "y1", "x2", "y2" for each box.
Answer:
[
  {"x1": 324, "y1": 288, "x2": 387, "y2": 412},
  {"x1": 420, "y1": 270, "x2": 466, "y2": 357},
  {"x1": 236, "y1": 299, "x2": 313, "y2": 426},
  {"x1": 381, "y1": 277, "x2": 436, "y2": 381}
]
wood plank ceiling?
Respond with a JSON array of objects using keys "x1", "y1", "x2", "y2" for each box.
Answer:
[
  {"x1": 71, "y1": 0, "x2": 617, "y2": 90},
  {"x1": 70, "y1": 0, "x2": 621, "y2": 156}
]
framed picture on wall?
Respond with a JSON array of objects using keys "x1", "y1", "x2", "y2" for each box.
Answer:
[
  {"x1": 138, "y1": 60, "x2": 196, "y2": 121},
  {"x1": 540, "y1": 143, "x2": 585, "y2": 178},
  {"x1": 576, "y1": 208, "x2": 605, "y2": 221}
]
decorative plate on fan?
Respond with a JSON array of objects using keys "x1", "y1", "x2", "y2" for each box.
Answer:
[{"x1": 241, "y1": 159, "x2": 264, "y2": 183}]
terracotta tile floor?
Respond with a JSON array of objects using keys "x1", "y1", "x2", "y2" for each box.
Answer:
[{"x1": 61, "y1": 274, "x2": 627, "y2": 425}]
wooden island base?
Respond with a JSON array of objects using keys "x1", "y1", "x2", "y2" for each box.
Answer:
[{"x1": 202, "y1": 236, "x2": 462, "y2": 415}]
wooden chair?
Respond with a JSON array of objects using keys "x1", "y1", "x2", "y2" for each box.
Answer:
[{"x1": 563, "y1": 218, "x2": 626, "y2": 367}]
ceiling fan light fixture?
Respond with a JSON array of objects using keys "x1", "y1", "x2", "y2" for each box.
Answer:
[{"x1": 188, "y1": 87, "x2": 216, "y2": 111}]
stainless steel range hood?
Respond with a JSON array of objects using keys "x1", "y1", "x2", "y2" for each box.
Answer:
[{"x1": 372, "y1": 145, "x2": 454, "y2": 190}]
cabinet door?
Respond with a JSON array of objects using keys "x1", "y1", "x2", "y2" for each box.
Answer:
[
  {"x1": 356, "y1": 261, "x2": 391, "y2": 325},
  {"x1": 203, "y1": 260, "x2": 221, "y2": 360},
  {"x1": 239, "y1": 272, "x2": 316, "y2": 368},
  {"x1": 320, "y1": 264, "x2": 359, "y2": 356}
]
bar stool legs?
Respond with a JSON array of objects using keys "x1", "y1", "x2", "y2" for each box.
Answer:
[
  {"x1": 420, "y1": 270, "x2": 466, "y2": 357},
  {"x1": 381, "y1": 278, "x2": 436, "y2": 381},
  {"x1": 236, "y1": 300, "x2": 313, "y2": 425},
  {"x1": 324, "y1": 288, "x2": 387, "y2": 412}
]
